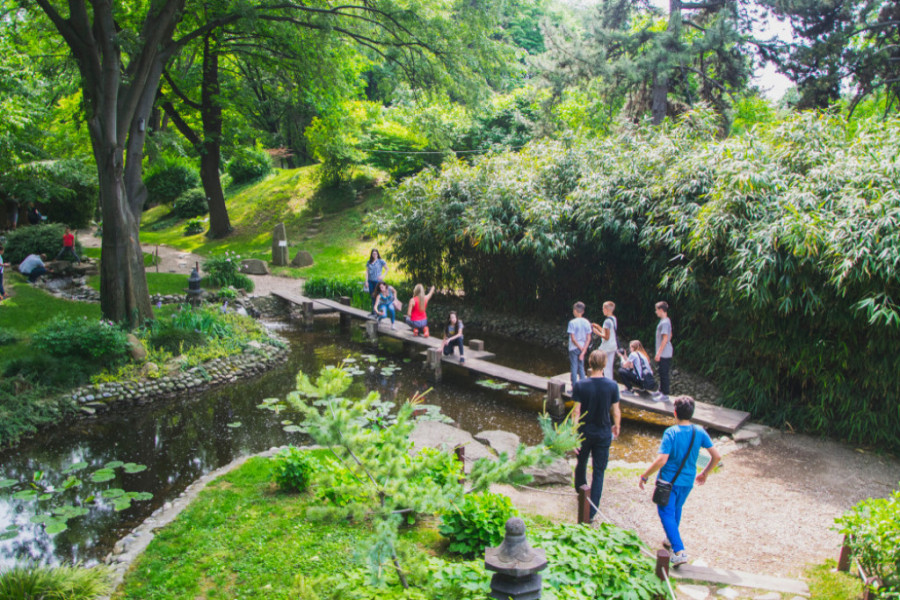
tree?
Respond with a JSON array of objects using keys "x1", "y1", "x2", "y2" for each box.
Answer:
[
  {"x1": 23, "y1": 0, "x2": 516, "y2": 324},
  {"x1": 277, "y1": 366, "x2": 578, "y2": 587},
  {"x1": 540, "y1": 0, "x2": 752, "y2": 127},
  {"x1": 758, "y1": 0, "x2": 900, "y2": 115}
]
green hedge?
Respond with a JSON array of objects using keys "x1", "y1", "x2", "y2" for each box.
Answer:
[
  {"x1": 380, "y1": 109, "x2": 900, "y2": 450},
  {"x1": 3, "y1": 223, "x2": 84, "y2": 264}
]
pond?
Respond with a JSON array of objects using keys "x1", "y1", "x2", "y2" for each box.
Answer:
[{"x1": 0, "y1": 317, "x2": 668, "y2": 568}]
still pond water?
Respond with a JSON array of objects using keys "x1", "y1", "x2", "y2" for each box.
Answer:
[{"x1": 0, "y1": 318, "x2": 668, "y2": 568}]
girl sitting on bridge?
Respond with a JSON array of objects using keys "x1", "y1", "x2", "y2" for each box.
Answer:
[{"x1": 375, "y1": 281, "x2": 399, "y2": 329}]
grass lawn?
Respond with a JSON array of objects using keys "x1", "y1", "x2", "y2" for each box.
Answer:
[
  {"x1": 86, "y1": 273, "x2": 190, "y2": 297},
  {"x1": 82, "y1": 247, "x2": 160, "y2": 268},
  {"x1": 138, "y1": 166, "x2": 400, "y2": 282}
]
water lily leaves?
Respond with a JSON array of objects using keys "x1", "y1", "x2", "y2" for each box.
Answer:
[
  {"x1": 101, "y1": 488, "x2": 125, "y2": 499},
  {"x1": 281, "y1": 420, "x2": 293, "y2": 426},
  {"x1": 63, "y1": 461, "x2": 89, "y2": 474},
  {"x1": 509, "y1": 390, "x2": 530, "y2": 396},
  {"x1": 0, "y1": 479, "x2": 17, "y2": 489},
  {"x1": 342, "y1": 357, "x2": 357, "y2": 363},
  {"x1": 61, "y1": 476, "x2": 82, "y2": 490},
  {"x1": 113, "y1": 498, "x2": 132, "y2": 512},
  {"x1": 38, "y1": 493, "x2": 54, "y2": 501},
  {"x1": 226, "y1": 422, "x2": 242, "y2": 428},
  {"x1": 30, "y1": 514, "x2": 50, "y2": 524},
  {"x1": 91, "y1": 469, "x2": 116, "y2": 483},
  {"x1": 104, "y1": 461, "x2": 124, "y2": 469},
  {"x1": 126, "y1": 492, "x2": 153, "y2": 501},
  {"x1": 0, "y1": 529, "x2": 18, "y2": 541},
  {"x1": 477, "y1": 379, "x2": 508, "y2": 390},
  {"x1": 45, "y1": 521, "x2": 68, "y2": 535},
  {"x1": 283, "y1": 425, "x2": 303, "y2": 433},
  {"x1": 12, "y1": 489, "x2": 38, "y2": 500},
  {"x1": 122, "y1": 463, "x2": 147, "y2": 474}
]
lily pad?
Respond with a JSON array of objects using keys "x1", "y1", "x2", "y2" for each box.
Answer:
[
  {"x1": 342, "y1": 357, "x2": 357, "y2": 363},
  {"x1": 38, "y1": 493, "x2": 54, "y2": 501},
  {"x1": 30, "y1": 514, "x2": 51, "y2": 524},
  {"x1": 126, "y1": 491, "x2": 153, "y2": 502},
  {"x1": 113, "y1": 498, "x2": 132, "y2": 512},
  {"x1": 283, "y1": 425, "x2": 303, "y2": 433},
  {"x1": 45, "y1": 521, "x2": 68, "y2": 535},
  {"x1": 0, "y1": 479, "x2": 17, "y2": 489},
  {"x1": 226, "y1": 422, "x2": 242, "y2": 428},
  {"x1": 63, "y1": 461, "x2": 89, "y2": 474},
  {"x1": 105, "y1": 461, "x2": 125, "y2": 470},
  {"x1": 122, "y1": 463, "x2": 147, "y2": 474},
  {"x1": 91, "y1": 469, "x2": 116, "y2": 483},
  {"x1": 0, "y1": 530, "x2": 18, "y2": 541},
  {"x1": 61, "y1": 476, "x2": 82, "y2": 490},
  {"x1": 12, "y1": 489, "x2": 38, "y2": 500},
  {"x1": 101, "y1": 488, "x2": 126, "y2": 499},
  {"x1": 262, "y1": 397, "x2": 279, "y2": 405},
  {"x1": 281, "y1": 420, "x2": 293, "y2": 426}
]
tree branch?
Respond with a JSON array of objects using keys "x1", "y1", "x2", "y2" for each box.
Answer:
[
  {"x1": 161, "y1": 101, "x2": 202, "y2": 148},
  {"x1": 162, "y1": 69, "x2": 202, "y2": 110}
]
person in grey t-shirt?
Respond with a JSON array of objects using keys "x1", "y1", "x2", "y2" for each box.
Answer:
[{"x1": 653, "y1": 301, "x2": 673, "y2": 400}]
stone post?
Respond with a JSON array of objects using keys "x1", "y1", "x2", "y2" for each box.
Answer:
[
  {"x1": 339, "y1": 296, "x2": 351, "y2": 330},
  {"x1": 272, "y1": 222, "x2": 288, "y2": 266},
  {"x1": 546, "y1": 381, "x2": 565, "y2": 419},
  {"x1": 427, "y1": 347, "x2": 442, "y2": 382},
  {"x1": 301, "y1": 301, "x2": 314, "y2": 330},
  {"x1": 365, "y1": 320, "x2": 378, "y2": 345},
  {"x1": 576, "y1": 484, "x2": 591, "y2": 524},
  {"x1": 655, "y1": 550, "x2": 670, "y2": 581},
  {"x1": 484, "y1": 518, "x2": 547, "y2": 600},
  {"x1": 469, "y1": 339, "x2": 485, "y2": 352}
]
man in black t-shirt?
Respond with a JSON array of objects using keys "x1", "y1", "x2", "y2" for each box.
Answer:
[{"x1": 571, "y1": 350, "x2": 621, "y2": 520}]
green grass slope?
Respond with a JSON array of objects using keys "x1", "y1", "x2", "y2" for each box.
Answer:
[{"x1": 139, "y1": 166, "x2": 389, "y2": 281}]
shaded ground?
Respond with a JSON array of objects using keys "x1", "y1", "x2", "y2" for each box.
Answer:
[{"x1": 498, "y1": 432, "x2": 900, "y2": 579}]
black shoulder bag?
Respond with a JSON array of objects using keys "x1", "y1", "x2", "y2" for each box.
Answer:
[{"x1": 652, "y1": 426, "x2": 696, "y2": 507}]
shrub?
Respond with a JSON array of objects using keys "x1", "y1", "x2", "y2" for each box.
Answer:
[
  {"x1": 438, "y1": 492, "x2": 518, "y2": 557},
  {"x1": 173, "y1": 188, "x2": 209, "y2": 219},
  {"x1": 0, "y1": 158, "x2": 98, "y2": 228},
  {"x1": 204, "y1": 252, "x2": 254, "y2": 292},
  {"x1": 0, "y1": 377, "x2": 76, "y2": 447},
  {"x1": 148, "y1": 327, "x2": 206, "y2": 355},
  {"x1": 0, "y1": 564, "x2": 110, "y2": 600},
  {"x1": 0, "y1": 328, "x2": 15, "y2": 346},
  {"x1": 272, "y1": 447, "x2": 315, "y2": 493},
  {"x1": 226, "y1": 147, "x2": 272, "y2": 185},
  {"x1": 32, "y1": 317, "x2": 130, "y2": 363},
  {"x1": 835, "y1": 487, "x2": 900, "y2": 598},
  {"x1": 216, "y1": 286, "x2": 239, "y2": 301},
  {"x1": 3, "y1": 354, "x2": 95, "y2": 389},
  {"x1": 302, "y1": 276, "x2": 381, "y2": 310},
  {"x1": 184, "y1": 217, "x2": 205, "y2": 235},
  {"x1": 3, "y1": 223, "x2": 83, "y2": 264},
  {"x1": 143, "y1": 157, "x2": 200, "y2": 207}
]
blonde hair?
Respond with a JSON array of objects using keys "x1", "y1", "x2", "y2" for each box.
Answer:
[
  {"x1": 603, "y1": 301, "x2": 615, "y2": 311},
  {"x1": 588, "y1": 350, "x2": 607, "y2": 371},
  {"x1": 629, "y1": 340, "x2": 650, "y2": 362},
  {"x1": 413, "y1": 284, "x2": 425, "y2": 309}
]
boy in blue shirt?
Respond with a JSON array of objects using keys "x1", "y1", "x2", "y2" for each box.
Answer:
[{"x1": 567, "y1": 301, "x2": 592, "y2": 389}]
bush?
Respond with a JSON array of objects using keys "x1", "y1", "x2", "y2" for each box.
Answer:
[
  {"x1": 302, "y1": 276, "x2": 382, "y2": 310},
  {"x1": 835, "y1": 487, "x2": 900, "y2": 598},
  {"x1": 3, "y1": 354, "x2": 96, "y2": 389},
  {"x1": 0, "y1": 158, "x2": 98, "y2": 228},
  {"x1": 143, "y1": 157, "x2": 200, "y2": 207},
  {"x1": 272, "y1": 447, "x2": 315, "y2": 493},
  {"x1": 148, "y1": 327, "x2": 206, "y2": 355},
  {"x1": 3, "y1": 223, "x2": 83, "y2": 265},
  {"x1": 438, "y1": 492, "x2": 518, "y2": 557},
  {"x1": 0, "y1": 328, "x2": 15, "y2": 346},
  {"x1": 0, "y1": 377, "x2": 76, "y2": 447},
  {"x1": 204, "y1": 252, "x2": 254, "y2": 292},
  {"x1": 173, "y1": 188, "x2": 209, "y2": 219},
  {"x1": 226, "y1": 147, "x2": 271, "y2": 185},
  {"x1": 32, "y1": 316, "x2": 130, "y2": 363},
  {"x1": 0, "y1": 564, "x2": 110, "y2": 600},
  {"x1": 184, "y1": 217, "x2": 205, "y2": 235}
]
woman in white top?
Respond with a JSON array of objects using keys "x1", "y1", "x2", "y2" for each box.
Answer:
[
  {"x1": 591, "y1": 301, "x2": 618, "y2": 380},
  {"x1": 617, "y1": 340, "x2": 656, "y2": 392}
]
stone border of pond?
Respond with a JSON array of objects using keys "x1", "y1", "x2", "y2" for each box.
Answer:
[{"x1": 66, "y1": 334, "x2": 290, "y2": 415}]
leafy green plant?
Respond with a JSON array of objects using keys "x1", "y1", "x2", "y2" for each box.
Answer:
[
  {"x1": 183, "y1": 217, "x2": 205, "y2": 235},
  {"x1": 0, "y1": 564, "x2": 110, "y2": 600},
  {"x1": 32, "y1": 316, "x2": 130, "y2": 363},
  {"x1": 217, "y1": 286, "x2": 239, "y2": 301},
  {"x1": 439, "y1": 492, "x2": 517, "y2": 557},
  {"x1": 148, "y1": 327, "x2": 207, "y2": 355},
  {"x1": 302, "y1": 276, "x2": 382, "y2": 310},
  {"x1": 273, "y1": 447, "x2": 315, "y2": 493},
  {"x1": 0, "y1": 376, "x2": 75, "y2": 448},
  {"x1": 2, "y1": 223, "x2": 83, "y2": 264},
  {"x1": 173, "y1": 188, "x2": 209, "y2": 219},
  {"x1": 226, "y1": 147, "x2": 272, "y2": 185},
  {"x1": 0, "y1": 328, "x2": 16, "y2": 346},
  {"x1": 143, "y1": 156, "x2": 200, "y2": 207},
  {"x1": 204, "y1": 251, "x2": 254, "y2": 292},
  {"x1": 835, "y1": 487, "x2": 900, "y2": 598}
]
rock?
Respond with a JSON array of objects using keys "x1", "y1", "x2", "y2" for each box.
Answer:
[
  {"x1": 677, "y1": 584, "x2": 711, "y2": 600},
  {"x1": 240, "y1": 259, "x2": 269, "y2": 275},
  {"x1": 126, "y1": 334, "x2": 147, "y2": 361},
  {"x1": 409, "y1": 421, "x2": 495, "y2": 469},
  {"x1": 272, "y1": 222, "x2": 289, "y2": 266},
  {"x1": 474, "y1": 430, "x2": 521, "y2": 458},
  {"x1": 290, "y1": 250, "x2": 314, "y2": 268},
  {"x1": 754, "y1": 593, "x2": 782, "y2": 600},
  {"x1": 523, "y1": 457, "x2": 571, "y2": 486},
  {"x1": 141, "y1": 362, "x2": 159, "y2": 377},
  {"x1": 717, "y1": 588, "x2": 739, "y2": 599},
  {"x1": 732, "y1": 428, "x2": 759, "y2": 443}
]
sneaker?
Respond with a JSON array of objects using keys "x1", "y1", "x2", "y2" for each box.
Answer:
[
  {"x1": 662, "y1": 539, "x2": 672, "y2": 551},
  {"x1": 422, "y1": 327, "x2": 429, "y2": 338},
  {"x1": 412, "y1": 328, "x2": 419, "y2": 336},
  {"x1": 390, "y1": 324, "x2": 396, "y2": 330},
  {"x1": 670, "y1": 551, "x2": 688, "y2": 568},
  {"x1": 459, "y1": 356, "x2": 465, "y2": 364}
]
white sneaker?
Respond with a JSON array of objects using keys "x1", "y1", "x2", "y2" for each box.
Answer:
[{"x1": 670, "y1": 551, "x2": 688, "y2": 567}]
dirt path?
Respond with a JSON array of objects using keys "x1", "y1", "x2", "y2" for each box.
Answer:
[
  {"x1": 498, "y1": 432, "x2": 900, "y2": 579},
  {"x1": 77, "y1": 231, "x2": 305, "y2": 297}
]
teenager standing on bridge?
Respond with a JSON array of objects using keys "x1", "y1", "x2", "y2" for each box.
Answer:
[{"x1": 366, "y1": 249, "x2": 387, "y2": 316}]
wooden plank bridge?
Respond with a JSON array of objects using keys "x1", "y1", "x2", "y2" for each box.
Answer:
[{"x1": 272, "y1": 290, "x2": 751, "y2": 434}]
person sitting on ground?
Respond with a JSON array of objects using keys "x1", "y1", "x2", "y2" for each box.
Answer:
[
  {"x1": 55, "y1": 227, "x2": 81, "y2": 263},
  {"x1": 18, "y1": 253, "x2": 49, "y2": 283},
  {"x1": 572, "y1": 350, "x2": 621, "y2": 521},
  {"x1": 639, "y1": 396, "x2": 721, "y2": 568},
  {"x1": 405, "y1": 283, "x2": 434, "y2": 337},
  {"x1": 591, "y1": 300, "x2": 618, "y2": 380},
  {"x1": 567, "y1": 301, "x2": 592, "y2": 389},
  {"x1": 441, "y1": 311, "x2": 465, "y2": 363},
  {"x1": 374, "y1": 281, "x2": 399, "y2": 329},
  {"x1": 26, "y1": 203, "x2": 43, "y2": 226},
  {"x1": 617, "y1": 340, "x2": 657, "y2": 393}
]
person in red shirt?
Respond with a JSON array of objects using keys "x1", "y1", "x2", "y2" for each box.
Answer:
[
  {"x1": 405, "y1": 283, "x2": 434, "y2": 337},
  {"x1": 55, "y1": 228, "x2": 81, "y2": 263}
]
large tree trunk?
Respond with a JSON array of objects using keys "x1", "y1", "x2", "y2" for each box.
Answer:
[{"x1": 201, "y1": 32, "x2": 231, "y2": 238}]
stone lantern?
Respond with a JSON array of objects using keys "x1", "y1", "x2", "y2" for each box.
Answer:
[
  {"x1": 185, "y1": 263, "x2": 204, "y2": 307},
  {"x1": 484, "y1": 517, "x2": 547, "y2": 600}
]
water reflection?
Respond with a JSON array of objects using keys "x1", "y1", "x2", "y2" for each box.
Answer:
[{"x1": 0, "y1": 318, "x2": 665, "y2": 567}]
